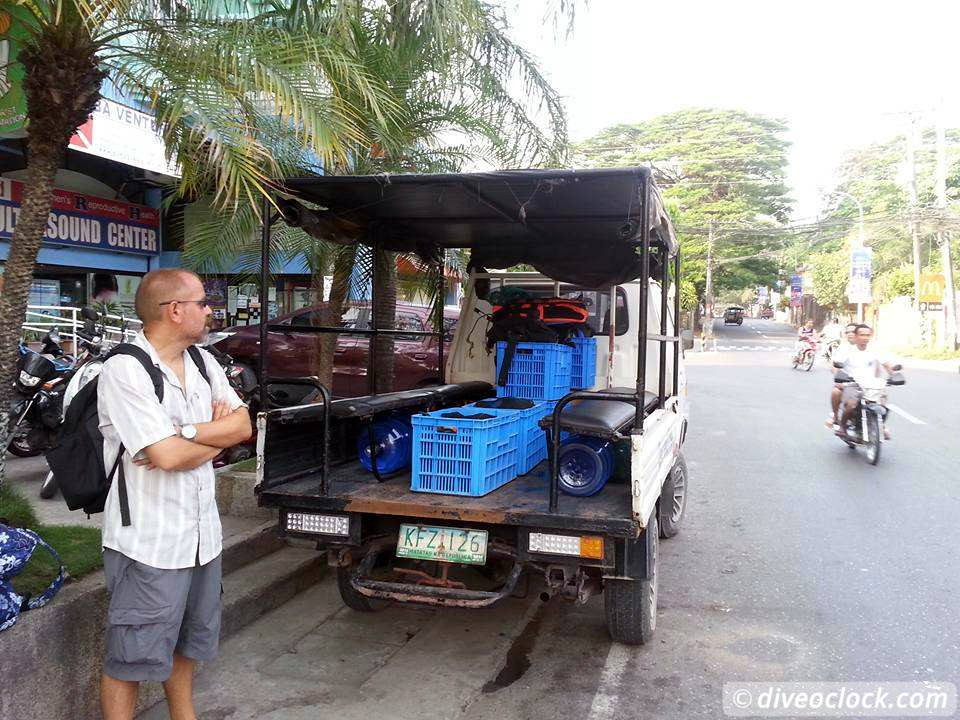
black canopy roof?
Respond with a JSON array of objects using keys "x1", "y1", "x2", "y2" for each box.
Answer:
[{"x1": 278, "y1": 167, "x2": 677, "y2": 287}]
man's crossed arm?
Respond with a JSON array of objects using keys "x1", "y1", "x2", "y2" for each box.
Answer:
[{"x1": 137, "y1": 402, "x2": 252, "y2": 472}]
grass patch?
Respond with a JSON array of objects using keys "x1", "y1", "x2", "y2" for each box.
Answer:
[
  {"x1": 228, "y1": 457, "x2": 257, "y2": 472},
  {"x1": 13, "y1": 525, "x2": 103, "y2": 596},
  {"x1": 1, "y1": 483, "x2": 103, "y2": 596},
  {"x1": 892, "y1": 346, "x2": 960, "y2": 361},
  {"x1": 0, "y1": 481, "x2": 40, "y2": 528}
]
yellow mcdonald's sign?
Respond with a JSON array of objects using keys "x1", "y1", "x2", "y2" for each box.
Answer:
[{"x1": 919, "y1": 274, "x2": 945, "y2": 304}]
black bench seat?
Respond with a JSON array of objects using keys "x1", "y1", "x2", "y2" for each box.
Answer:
[
  {"x1": 539, "y1": 387, "x2": 659, "y2": 438},
  {"x1": 329, "y1": 381, "x2": 494, "y2": 420}
]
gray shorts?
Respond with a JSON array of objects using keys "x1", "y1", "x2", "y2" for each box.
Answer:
[{"x1": 103, "y1": 549, "x2": 222, "y2": 682}]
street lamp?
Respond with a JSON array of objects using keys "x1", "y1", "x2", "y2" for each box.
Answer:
[{"x1": 830, "y1": 190, "x2": 867, "y2": 321}]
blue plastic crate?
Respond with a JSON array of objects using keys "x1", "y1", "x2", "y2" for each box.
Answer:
[
  {"x1": 467, "y1": 400, "x2": 556, "y2": 474},
  {"x1": 519, "y1": 402, "x2": 557, "y2": 473},
  {"x1": 495, "y1": 342, "x2": 572, "y2": 401},
  {"x1": 570, "y1": 336, "x2": 597, "y2": 389},
  {"x1": 411, "y1": 408, "x2": 521, "y2": 496}
]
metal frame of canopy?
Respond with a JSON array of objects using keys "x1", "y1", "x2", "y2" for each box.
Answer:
[{"x1": 256, "y1": 167, "x2": 680, "y2": 510}]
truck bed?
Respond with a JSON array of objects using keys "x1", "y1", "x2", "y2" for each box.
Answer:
[{"x1": 258, "y1": 460, "x2": 638, "y2": 537}]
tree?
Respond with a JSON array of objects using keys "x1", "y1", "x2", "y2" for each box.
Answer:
[
  {"x1": 821, "y1": 129, "x2": 960, "y2": 284},
  {"x1": 182, "y1": 0, "x2": 569, "y2": 390},
  {"x1": 573, "y1": 108, "x2": 793, "y2": 303},
  {"x1": 810, "y1": 249, "x2": 850, "y2": 312},
  {"x1": 0, "y1": 0, "x2": 396, "y2": 479}
]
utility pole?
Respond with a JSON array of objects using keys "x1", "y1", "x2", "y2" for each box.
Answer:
[
  {"x1": 906, "y1": 113, "x2": 922, "y2": 308},
  {"x1": 704, "y1": 219, "x2": 714, "y2": 346},
  {"x1": 936, "y1": 107, "x2": 958, "y2": 349}
]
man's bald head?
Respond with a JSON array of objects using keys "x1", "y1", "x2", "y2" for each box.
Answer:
[{"x1": 135, "y1": 269, "x2": 202, "y2": 325}]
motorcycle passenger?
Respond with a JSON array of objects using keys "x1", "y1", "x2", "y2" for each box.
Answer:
[
  {"x1": 836, "y1": 324, "x2": 894, "y2": 438},
  {"x1": 826, "y1": 323, "x2": 860, "y2": 429}
]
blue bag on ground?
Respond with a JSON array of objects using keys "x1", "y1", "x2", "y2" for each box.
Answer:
[{"x1": 0, "y1": 524, "x2": 65, "y2": 632}]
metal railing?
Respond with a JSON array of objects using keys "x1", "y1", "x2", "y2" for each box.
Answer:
[{"x1": 22, "y1": 305, "x2": 142, "y2": 346}]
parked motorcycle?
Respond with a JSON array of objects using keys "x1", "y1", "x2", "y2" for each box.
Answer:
[
  {"x1": 791, "y1": 336, "x2": 818, "y2": 372},
  {"x1": 833, "y1": 364, "x2": 906, "y2": 465},
  {"x1": 5, "y1": 349, "x2": 65, "y2": 457}
]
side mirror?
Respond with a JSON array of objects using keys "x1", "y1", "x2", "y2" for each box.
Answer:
[
  {"x1": 887, "y1": 372, "x2": 906, "y2": 386},
  {"x1": 80, "y1": 306, "x2": 99, "y2": 321},
  {"x1": 891, "y1": 364, "x2": 902, "y2": 372},
  {"x1": 833, "y1": 361, "x2": 845, "y2": 369}
]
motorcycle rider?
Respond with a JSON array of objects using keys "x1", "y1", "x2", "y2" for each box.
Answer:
[
  {"x1": 835, "y1": 324, "x2": 895, "y2": 438},
  {"x1": 794, "y1": 319, "x2": 819, "y2": 362},
  {"x1": 820, "y1": 317, "x2": 843, "y2": 356}
]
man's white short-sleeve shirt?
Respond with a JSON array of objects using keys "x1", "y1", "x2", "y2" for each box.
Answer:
[{"x1": 98, "y1": 332, "x2": 244, "y2": 569}]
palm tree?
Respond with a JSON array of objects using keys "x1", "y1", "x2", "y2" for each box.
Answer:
[
  {"x1": 183, "y1": 0, "x2": 569, "y2": 391},
  {"x1": 0, "y1": 0, "x2": 395, "y2": 480}
]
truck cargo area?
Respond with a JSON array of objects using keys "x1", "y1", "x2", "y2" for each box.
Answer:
[{"x1": 258, "y1": 459, "x2": 637, "y2": 537}]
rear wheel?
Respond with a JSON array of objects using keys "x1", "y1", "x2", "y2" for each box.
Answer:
[
  {"x1": 337, "y1": 566, "x2": 379, "y2": 612},
  {"x1": 604, "y1": 514, "x2": 658, "y2": 645},
  {"x1": 7, "y1": 434, "x2": 41, "y2": 457},
  {"x1": 865, "y1": 413, "x2": 881, "y2": 465},
  {"x1": 659, "y1": 456, "x2": 688, "y2": 538}
]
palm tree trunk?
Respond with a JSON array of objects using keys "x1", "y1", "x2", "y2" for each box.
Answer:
[
  {"x1": 0, "y1": 25, "x2": 104, "y2": 486},
  {"x1": 316, "y1": 245, "x2": 358, "y2": 390},
  {"x1": 372, "y1": 248, "x2": 397, "y2": 393},
  {"x1": 0, "y1": 147, "x2": 65, "y2": 486},
  {"x1": 305, "y1": 250, "x2": 327, "y2": 379}
]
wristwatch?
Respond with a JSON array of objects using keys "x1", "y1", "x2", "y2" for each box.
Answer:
[{"x1": 180, "y1": 424, "x2": 198, "y2": 441}]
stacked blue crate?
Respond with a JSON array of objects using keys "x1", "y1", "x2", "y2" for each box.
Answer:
[
  {"x1": 570, "y1": 335, "x2": 597, "y2": 389},
  {"x1": 494, "y1": 342, "x2": 572, "y2": 401}
]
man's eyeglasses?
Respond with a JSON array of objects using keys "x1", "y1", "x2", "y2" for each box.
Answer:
[{"x1": 158, "y1": 298, "x2": 209, "y2": 308}]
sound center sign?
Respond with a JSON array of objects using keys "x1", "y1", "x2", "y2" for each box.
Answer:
[{"x1": 0, "y1": 178, "x2": 159, "y2": 256}]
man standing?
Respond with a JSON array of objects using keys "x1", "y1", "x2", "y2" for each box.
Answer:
[{"x1": 98, "y1": 269, "x2": 252, "y2": 720}]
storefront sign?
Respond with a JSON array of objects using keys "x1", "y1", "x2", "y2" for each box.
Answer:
[
  {"x1": 0, "y1": 6, "x2": 29, "y2": 137},
  {"x1": 919, "y1": 273, "x2": 944, "y2": 311},
  {"x1": 0, "y1": 178, "x2": 160, "y2": 256},
  {"x1": 848, "y1": 248, "x2": 872, "y2": 305},
  {"x1": 69, "y1": 97, "x2": 179, "y2": 177}
]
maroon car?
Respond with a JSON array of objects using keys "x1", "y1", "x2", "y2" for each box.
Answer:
[{"x1": 210, "y1": 303, "x2": 458, "y2": 397}]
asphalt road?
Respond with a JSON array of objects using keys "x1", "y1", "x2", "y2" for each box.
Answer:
[{"x1": 13, "y1": 317, "x2": 959, "y2": 719}]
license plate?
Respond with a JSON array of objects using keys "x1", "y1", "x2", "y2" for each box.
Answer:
[{"x1": 396, "y1": 524, "x2": 488, "y2": 565}]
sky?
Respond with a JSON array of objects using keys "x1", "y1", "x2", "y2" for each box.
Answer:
[{"x1": 511, "y1": 0, "x2": 960, "y2": 220}]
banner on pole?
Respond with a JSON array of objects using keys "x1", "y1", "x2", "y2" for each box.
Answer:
[
  {"x1": 848, "y1": 248, "x2": 872, "y2": 305},
  {"x1": 790, "y1": 274, "x2": 802, "y2": 308}
]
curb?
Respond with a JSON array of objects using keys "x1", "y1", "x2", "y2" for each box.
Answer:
[{"x1": 0, "y1": 520, "x2": 323, "y2": 720}]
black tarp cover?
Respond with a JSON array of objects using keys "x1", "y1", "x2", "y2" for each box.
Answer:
[{"x1": 278, "y1": 167, "x2": 677, "y2": 288}]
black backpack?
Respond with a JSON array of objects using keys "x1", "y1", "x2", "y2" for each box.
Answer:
[{"x1": 46, "y1": 344, "x2": 209, "y2": 527}]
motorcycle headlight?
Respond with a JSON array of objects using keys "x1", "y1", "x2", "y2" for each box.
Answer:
[{"x1": 18, "y1": 371, "x2": 42, "y2": 387}]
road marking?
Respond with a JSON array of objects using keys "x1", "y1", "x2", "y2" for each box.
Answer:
[
  {"x1": 887, "y1": 403, "x2": 927, "y2": 425},
  {"x1": 586, "y1": 643, "x2": 632, "y2": 720},
  {"x1": 715, "y1": 345, "x2": 793, "y2": 351}
]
